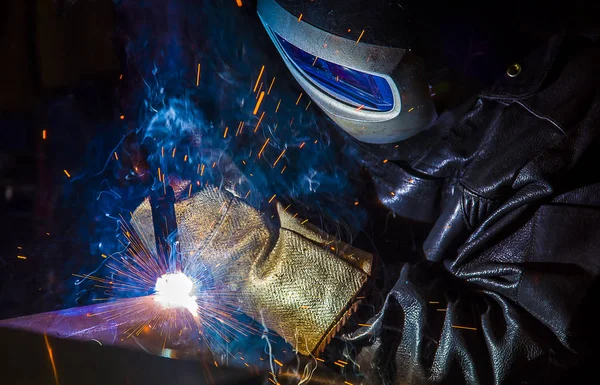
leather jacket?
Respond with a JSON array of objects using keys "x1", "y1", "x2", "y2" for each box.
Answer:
[{"x1": 328, "y1": 29, "x2": 600, "y2": 385}]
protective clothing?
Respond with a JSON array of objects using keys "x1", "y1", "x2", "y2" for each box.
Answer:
[
  {"x1": 331, "y1": 29, "x2": 600, "y2": 385},
  {"x1": 259, "y1": 1, "x2": 600, "y2": 384},
  {"x1": 131, "y1": 188, "x2": 373, "y2": 356}
]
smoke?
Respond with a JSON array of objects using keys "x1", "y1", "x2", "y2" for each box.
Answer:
[{"x1": 85, "y1": 0, "x2": 366, "y2": 252}]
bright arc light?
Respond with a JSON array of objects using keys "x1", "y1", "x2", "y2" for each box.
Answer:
[{"x1": 154, "y1": 273, "x2": 198, "y2": 315}]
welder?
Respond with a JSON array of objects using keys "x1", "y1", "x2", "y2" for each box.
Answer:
[
  {"x1": 1, "y1": 1, "x2": 598, "y2": 384},
  {"x1": 249, "y1": 0, "x2": 600, "y2": 384}
]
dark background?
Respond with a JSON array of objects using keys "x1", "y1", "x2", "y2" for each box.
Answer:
[{"x1": 0, "y1": 0, "x2": 123, "y2": 319}]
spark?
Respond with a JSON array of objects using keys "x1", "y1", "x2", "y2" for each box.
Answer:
[
  {"x1": 383, "y1": 159, "x2": 388, "y2": 163},
  {"x1": 254, "y1": 91, "x2": 265, "y2": 115},
  {"x1": 337, "y1": 360, "x2": 348, "y2": 365},
  {"x1": 428, "y1": 301, "x2": 440, "y2": 304},
  {"x1": 120, "y1": 115, "x2": 125, "y2": 120},
  {"x1": 63, "y1": 170, "x2": 71, "y2": 178},
  {"x1": 114, "y1": 152, "x2": 119, "y2": 160},
  {"x1": 219, "y1": 201, "x2": 228, "y2": 213},
  {"x1": 356, "y1": 30, "x2": 365, "y2": 44},
  {"x1": 44, "y1": 334, "x2": 60, "y2": 385},
  {"x1": 267, "y1": 77, "x2": 276, "y2": 95},
  {"x1": 437, "y1": 309, "x2": 447, "y2": 312},
  {"x1": 188, "y1": 184, "x2": 192, "y2": 197},
  {"x1": 315, "y1": 357, "x2": 324, "y2": 362},
  {"x1": 298, "y1": 13, "x2": 303, "y2": 22},
  {"x1": 256, "y1": 82, "x2": 264, "y2": 97},
  {"x1": 275, "y1": 99, "x2": 281, "y2": 113},
  {"x1": 172, "y1": 148, "x2": 176, "y2": 158},
  {"x1": 161, "y1": 147, "x2": 164, "y2": 157},
  {"x1": 17, "y1": 255, "x2": 27, "y2": 260},
  {"x1": 344, "y1": 382, "x2": 354, "y2": 385},
  {"x1": 258, "y1": 138, "x2": 270, "y2": 158},
  {"x1": 280, "y1": 165, "x2": 287, "y2": 174},
  {"x1": 77, "y1": 219, "x2": 260, "y2": 350},
  {"x1": 356, "y1": 105, "x2": 365, "y2": 111},
  {"x1": 312, "y1": 56, "x2": 318, "y2": 66},
  {"x1": 274, "y1": 359, "x2": 283, "y2": 367},
  {"x1": 101, "y1": 254, "x2": 108, "y2": 258},
  {"x1": 201, "y1": 164, "x2": 205, "y2": 175},
  {"x1": 272, "y1": 149, "x2": 286, "y2": 167},
  {"x1": 299, "y1": 142, "x2": 306, "y2": 149},
  {"x1": 245, "y1": 190, "x2": 251, "y2": 199},
  {"x1": 305, "y1": 101, "x2": 312, "y2": 110},
  {"x1": 334, "y1": 361, "x2": 345, "y2": 368},
  {"x1": 236, "y1": 0, "x2": 242, "y2": 7},
  {"x1": 254, "y1": 65, "x2": 265, "y2": 93},
  {"x1": 451, "y1": 325, "x2": 477, "y2": 331},
  {"x1": 354, "y1": 201, "x2": 359, "y2": 206},
  {"x1": 154, "y1": 273, "x2": 198, "y2": 315},
  {"x1": 268, "y1": 194, "x2": 276, "y2": 203},
  {"x1": 296, "y1": 93, "x2": 303, "y2": 105},
  {"x1": 196, "y1": 63, "x2": 201, "y2": 86},
  {"x1": 301, "y1": 219, "x2": 308, "y2": 224},
  {"x1": 224, "y1": 126, "x2": 229, "y2": 138},
  {"x1": 254, "y1": 111, "x2": 266, "y2": 133},
  {"x1": 408, "y1": 107, "x2": 414, "y2": 112},
  {"x1": 184, "y1": 154, "x2": 188, "y2": 162},
  {"x1": 42, "y1": 129, "x2": 47, "y2": 140},
  {"x1": 357, "y1": 323, "x2": 371, "y2": 327}
]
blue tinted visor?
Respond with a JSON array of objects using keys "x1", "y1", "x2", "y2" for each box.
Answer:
[{"x1": 273, "y1": 32, "x2": 395, "y2": 112}]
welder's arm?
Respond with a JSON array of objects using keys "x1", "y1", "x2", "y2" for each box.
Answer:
[
  {"x1": 341, "y1": 199, "x2": 599, "y2": 385},
  {"x1": 131, "y1": 188, "x2": 372, "y2": 356}
]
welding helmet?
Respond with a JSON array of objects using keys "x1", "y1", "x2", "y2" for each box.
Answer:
[{"x1": 257, "y1": 0, "x2": 439, "y2": 144}]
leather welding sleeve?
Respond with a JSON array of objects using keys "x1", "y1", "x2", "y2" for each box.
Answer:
[
  {"x1": 131, "y1": 188, "x2": 373, "y2": 356},
  {"x1": 341, "y1": 107, "x2": 600, "y2": 384}
]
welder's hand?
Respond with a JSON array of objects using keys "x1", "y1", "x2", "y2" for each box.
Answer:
[{"x1": 131, "y1": 188, "x2": 372, "y2": 355}]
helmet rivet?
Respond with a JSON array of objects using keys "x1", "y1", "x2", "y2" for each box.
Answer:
[{"x1": 507, "y1": 63, "x2": 522, "y2": 78}]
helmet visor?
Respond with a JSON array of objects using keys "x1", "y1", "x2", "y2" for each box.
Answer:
[{"x1": 274, "y1": 33, "x2": 394, "y2": 112}]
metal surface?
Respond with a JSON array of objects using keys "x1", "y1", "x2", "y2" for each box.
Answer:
[{"x1": 0, "y1": 326, "x2": 259, "y2": 385}]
